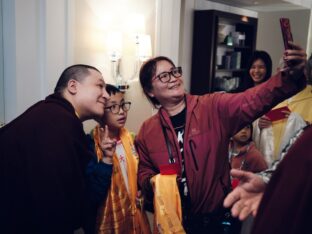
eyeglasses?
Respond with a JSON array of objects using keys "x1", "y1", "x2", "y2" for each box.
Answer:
[
  {"x1": 104, "y1": 102, "x2": 131, "y2": 114},
  {"x1": 153, "y1": 67, "x2": 182, "y2": 83}
]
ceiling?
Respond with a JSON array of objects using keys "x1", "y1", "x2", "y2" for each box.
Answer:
[{"x1": 207, "y1": 0, "x2": 308, "y2": 12}]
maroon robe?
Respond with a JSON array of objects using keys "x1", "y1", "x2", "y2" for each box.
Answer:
[
  {"x1": 252, "y1": 125, "x2": 312, "y2": 234},
  {"x1": 0, "y1": 94, "x2": 92, "y2": 233}
]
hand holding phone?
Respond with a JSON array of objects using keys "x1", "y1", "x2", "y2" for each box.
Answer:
[{"x1": 280, "y1": 18, "x2": 293, "y2": 50}]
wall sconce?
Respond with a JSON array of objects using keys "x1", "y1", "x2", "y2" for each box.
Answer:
[{"x1": 107, "y1": 32, "x2": 152, "y2": 92}]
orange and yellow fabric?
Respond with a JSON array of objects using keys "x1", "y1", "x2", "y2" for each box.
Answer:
[
  {"x1": 151, "y1": 174, "x2": 185, "y2": 234},
  {"x1": 93, "y1": 126, "x2": 151, "y2": 234}
]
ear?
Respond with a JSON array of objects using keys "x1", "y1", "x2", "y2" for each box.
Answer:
[
  {"x1": 147, "y1": 90, "x2": 155, "y2": 98},
  {"x1": 67, "y1": 79, "x2": 78, "y2": 94}
]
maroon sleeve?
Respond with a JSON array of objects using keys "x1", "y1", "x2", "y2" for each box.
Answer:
[
  {"x1": 135, "y1": 121, "x2": 158, "y2": 207},
  {"x1": 252, "y1": 126, "x2": 312, "y2": 234},
  {"x1": 215, "y1": 72, "x2": 306, "y2": 138}
]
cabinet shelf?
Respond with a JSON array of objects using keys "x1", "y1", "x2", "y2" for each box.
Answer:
[
  {"x1": 190, "y1": 10, "x2": 258, "y2": 95},
  {"x1": 217, "y1": 43, "x2": 251, "y2": 50}
]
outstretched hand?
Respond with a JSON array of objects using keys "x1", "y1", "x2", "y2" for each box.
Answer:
[
  {"x1": 224, "y1": 169, "x2": 266, "y2": 220},
  {"x1": 99, "y1": 125, "x2": 117, "y2": 164}
]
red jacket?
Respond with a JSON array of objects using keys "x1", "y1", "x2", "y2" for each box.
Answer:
[
  {"x1": 135, "y1": 72, "x2": 305, "y2": 214},
  {"x1": 230, "y1": 142, "x2": 268, "y2": 173}
]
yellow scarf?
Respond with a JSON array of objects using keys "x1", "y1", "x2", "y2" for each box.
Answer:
[
  {"x1": 93, "y1": 126, "x2": 151, "y2": 234},
  {"x1": 151, "y1": 174, "x2": 185, "y2": 234}
]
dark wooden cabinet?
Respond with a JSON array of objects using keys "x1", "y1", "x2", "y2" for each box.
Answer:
[{"x1": 191, "y1": 10, "x2": 258, "y2": 94}]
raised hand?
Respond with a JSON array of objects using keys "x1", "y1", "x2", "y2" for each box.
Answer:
[
  {"x1": 282, "y1": 42, "x2": 307, "y2": 76},
  {"x1": 99, "y1": 125, "x2": 117, "y2": 164},
  {"x1": 224, "y1": 169, "x2": 266, "y2": 220}
]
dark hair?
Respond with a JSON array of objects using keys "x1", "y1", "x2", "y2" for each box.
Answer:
[
  {"x1": 139, "y1": 56, "x2": 176, "y2": 108},
  {"x1": 243, "y1": 51, "x2": 272, "y2": 90},
  {"x1": 54, "y1": 64, "x2": 101, "y2": 95},
  {"x1": 234, "y1": 124, "x2": 253, "y2": 142},
  {"x1": 105, "y1": 84, "x2": 122, "y2": 96}
]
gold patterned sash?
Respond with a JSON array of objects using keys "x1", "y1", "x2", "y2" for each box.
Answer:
[
  {"x1": 93, "y1": 126, "x2": 151, "y2": 234},
  {"x1": 151, "y1": 174, "x2": 185, "y2": 234}
]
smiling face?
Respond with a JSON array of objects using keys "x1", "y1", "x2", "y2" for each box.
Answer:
[
  {"x1": 102, "y1": 92, "x2": 129, "y2": 135},
  {"x1": 249, "y1": 59, "x2": 267, "y2": 85},
  {"x1": 74, "y1": 69, "x2": 109, "y2": 120},
  {"x1": 147, "y1": 60, "x2": 185, "y2": 107}
]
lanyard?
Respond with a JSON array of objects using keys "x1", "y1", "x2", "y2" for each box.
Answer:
[{"x1": 161, "y1": 125, "x2": 175, "y2": 164}]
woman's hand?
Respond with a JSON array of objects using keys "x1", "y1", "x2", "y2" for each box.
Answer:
[
  {"x1": 99, "y1": 125, "x2": 116, "y2": 164},
  {"x1": 282, "y1": 42, "x2": 307, "y2": 78}
]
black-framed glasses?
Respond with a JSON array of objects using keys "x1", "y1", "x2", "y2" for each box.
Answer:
[
  {"x1": 153, "y1": 67, "x2": 182, "y2": 83},
  {"x1": 104, "y1": 102, "x2": 131, "y2": 114}
]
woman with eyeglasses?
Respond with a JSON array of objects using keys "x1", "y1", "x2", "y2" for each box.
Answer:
[
  {"x1": 135, "y1": 49, "x2": 306, "y2": 234},
  {"x1": 84, "y1": 84, "x2": 151, "y2": 234}
]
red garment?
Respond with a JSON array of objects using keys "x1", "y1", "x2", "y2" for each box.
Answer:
[
  {"x1": 252, "y1": 125, "x2": 312, "y2": 234},
  {"x1": 230, "y1": 142, "x2": 268, "y2": 173},
  {"x1": 136, "y1": 72, "x2": 305, "y2": 214}
]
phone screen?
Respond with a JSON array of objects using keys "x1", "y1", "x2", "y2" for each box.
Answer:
[{"x1": 280, "y1": 18, "x2": 293, "y2": 50}]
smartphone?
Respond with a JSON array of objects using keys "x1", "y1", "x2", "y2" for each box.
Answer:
[
  {"x1": 265, "y1": 106, "x2": 291, "y2": 121},
  {"x1": 280, "y1": 18, "x2": 293, "y2": 50}
]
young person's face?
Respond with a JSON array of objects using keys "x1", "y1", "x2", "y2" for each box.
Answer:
[
  {"x1": 233, "y1": 126, "x2": 251, "y2": 144},
  {"x1": 103, "y1": 92, "x2": 129, "y2": 132},
  {"x1": 249, "y1": 59, "x2": 267, "y2": 85},
  {"x1": 147, "y1": 60, "x2": 185, "y2": 105},
  {"x1": 75, "y1": 69, "x2": 109, "y2": 120}
]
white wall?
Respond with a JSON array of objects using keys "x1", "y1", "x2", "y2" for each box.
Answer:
[
  {"x1": 2, "y1": 0, "x2": 182, "y2": 133},
  {"x1": 257, "y1": 9, "x2": 310, "y2": 72},
  {"x1": 3, "y1": 0, "x2": 71, "y2": 123},
  {"x1": 73, "y1": 0, "x2": 182, "y2": 133}
]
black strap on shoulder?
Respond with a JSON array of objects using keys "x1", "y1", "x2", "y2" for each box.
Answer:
[{"x1": 161, "y1": 125, "x2": 175, "y2": 164}]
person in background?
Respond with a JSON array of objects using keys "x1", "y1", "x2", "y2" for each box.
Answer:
[
  {"x1": 243, "y1": 50, "x2": 273, "y2": 90},
  {"x1": 135, "y1": 42, "x2": 306, "y2": 234},
  {"x1": 86, "y1": 84, "x2": 151, "y2": 234},
  {"x1": 229, "y1": 124, "x2": 267, "y2": 234},
  {"x1": 223, "y1": 54, "x2": 312, "y2": 234},
  {"x1": 229, "y1": 124, "x2": 268, "y2": 175},
  {"x1": 0, "y1": 64, "x2": 110, "y2": 233},
  {"x1": 253, "y1": 54, "x2": 312, "y2": 166},
  {"x1": 240, "y1": 51, "x2": 276, "y2": 165}
]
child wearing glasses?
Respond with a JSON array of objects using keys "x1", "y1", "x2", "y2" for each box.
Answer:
[{"x1": 85, "y1": 84, "x2": 151, "y2": 234}]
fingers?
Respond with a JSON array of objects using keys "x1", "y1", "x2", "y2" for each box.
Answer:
[
  {"x1": 238, "y1": 203, "x2": 253, "y2": 221},
  {"x1": 281, "y1": 110, "x2": 291, "y2": 118},
  {"x1": 104, "y1": 125, "x2": 109, "y2": 139},
  {"x1": 223, "y1": 188, "x2": 241, "y2": 208},
  {"x1": 260, "y1": 115, "x2": 270, "y2": 121},
  {"x1": 230, "y1": 169, "x2": 252, "y2": 181},
  {"x1": 99, "y1": 125, "x2": 117, "y2": 158},
  {"x1": 284, "y1": 43, "x2": 307, "y2": 69},
  {"x1": 287, "y1": 41, "x2": 304, "y2": 51},
  {"x1": 259, "y1": 117, "x2": 272, "y2": 129}
]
